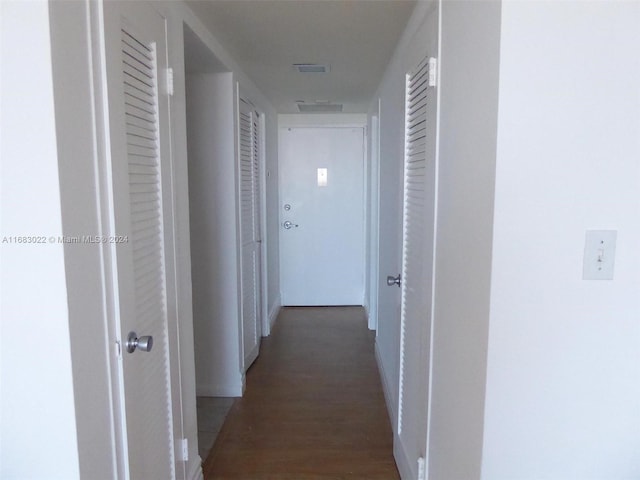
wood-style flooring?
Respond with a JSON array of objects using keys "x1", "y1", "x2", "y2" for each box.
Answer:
[{"x1": 202, "y1": 306, "x2": 400, "y2": 480}]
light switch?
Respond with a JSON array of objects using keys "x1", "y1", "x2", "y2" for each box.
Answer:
[{"x1": 583, "y1": 230, "x2": 617, "y2": 280}]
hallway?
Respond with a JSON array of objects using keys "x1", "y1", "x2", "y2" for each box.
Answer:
[{"x1": 202, "y1": 307, "x2": 399, "y2": 479}]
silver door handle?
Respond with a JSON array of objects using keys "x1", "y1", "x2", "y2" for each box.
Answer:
[
  {"x1": 387, "y1": 274, "x2": 401, "y2": 287},
  {"x1": 283, "y1": 221, "x2": 299, "y2": 229},
  {"x1": 126, "y1": 331, "x2": 153, "y2": 353}
]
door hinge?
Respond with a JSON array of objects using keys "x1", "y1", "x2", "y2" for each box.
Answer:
[
  {"x1": 179, "y1": 438, "x2": 188, "y2": 461},
  {"x1": 428, "y1": 57, "x2": 437, "y2": 88},
  {"x1": 165, "y1": 67, "x2": 174, "y2": 96}
]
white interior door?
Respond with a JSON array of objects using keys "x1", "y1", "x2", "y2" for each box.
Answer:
[
  {"x1": 239, "y1": 98, "x2": 262, "y2": 369},
  {"x1": 104, "y1": 3, "x2": 175, "y2": 478},
  {"x1": 397, "y1": 56, "x2": 438, "y2": 473},
  {"x1": 279, "y1": 127, "x2": 365, "y2": 306}
]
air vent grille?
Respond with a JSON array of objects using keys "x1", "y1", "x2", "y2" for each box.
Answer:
[
  {"x1": 298, "y1": 104, "x2": 343, "y2": 113},
  {"x1": 293, "y1": 63, "x2": 330, "y2": 73}
]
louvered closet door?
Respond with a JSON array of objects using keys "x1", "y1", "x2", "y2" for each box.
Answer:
[
  {"x1": 239, "y1": 98, "x2": 262, "y2": 370},
  {"x1": 397, "y1": 56, "x2": 438, "y2": 475},
  {"x1": 104, "y1": 3, "x2": 175, "y2": 478}
]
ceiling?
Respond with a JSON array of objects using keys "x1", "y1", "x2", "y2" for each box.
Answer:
[{"x1": 186, "y1": 0, "x2": 417, "y2": 113}]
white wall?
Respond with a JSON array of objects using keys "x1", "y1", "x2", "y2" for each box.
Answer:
[
  {"x1": 482, "y1": 2, "x2": 640, "y2": 478},
  {"x1": 186, "y1": 73, "x2": 245, "y2": 396},
  {"x1": 0, "y1": 2, "x2": 81, "y2": 478}
]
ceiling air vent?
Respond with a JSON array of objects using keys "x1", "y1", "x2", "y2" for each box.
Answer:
[
  {"x1": 298, "y1": 104, "x2": 343, "y2": 113},
  {"x1": 293, "y1": 63, "x2": 330, "y2": 73}
]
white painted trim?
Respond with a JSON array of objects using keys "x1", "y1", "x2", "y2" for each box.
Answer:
[
  {"x1": 186, "y1": 457, "x2": 203, "y2": 480},
  {"x1": 196, "y1": 381, "x2": 244, "y2": 398},
  {"x1": 368, "y1": 110, "x2": 381, "y2": 331},
  {"x1": 89, "y1": 2, "x2": 129, "y2": 477},
  {"x1": 361, "y1": 123, "x2": 369, "y2": 311},
  {"x1": 268, "y1": 296, "x2": 281, "y2": 330},
  {"x1": 394, "y1": 433, "x2": 416, "y2": 480},
  {"x1": 375, "y1": 340, "x2": 396, "y2": 427},
  {"x1": 259, "y1": 111, "x2": 270, "y2": 337},
  {"x1": 244, "y1": 342, "x2": 259, "y2": 370},
  {"x1": 233, "y1": 80, "x2": 245, "y2": 383},
  {"x1": 424, "y1": 3, "x2": 443, "y2": 473}
]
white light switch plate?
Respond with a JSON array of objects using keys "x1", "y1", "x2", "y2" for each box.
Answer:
[{"x1": 583, "y1": 230, "x2": 617, "y2": 280}]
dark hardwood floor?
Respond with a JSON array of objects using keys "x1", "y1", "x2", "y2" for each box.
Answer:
[{"x1": 202, "y1": 306, "x2": 400, "y2": 480}]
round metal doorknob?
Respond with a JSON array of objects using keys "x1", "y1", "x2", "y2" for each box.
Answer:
[
  {"x1": 387, "y1": 274, "x2": 401, "y2": 287},
  {"x1": 283, "y1": 220, "x2": 298, "y2": 229},
  {"x1": 126, "y1": 331, "x2": 154, "y2": 353}
]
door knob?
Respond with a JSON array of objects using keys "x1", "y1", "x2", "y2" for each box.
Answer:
[
  {"x1": 126, "y1": 331, "x2": 153, "y2": 353},
  {"x1": 283, "y1": 220, "x2": 298, "y2": 229},
  {"x1": 387, "y1": 274, "x2": 401, "y2": 287}
]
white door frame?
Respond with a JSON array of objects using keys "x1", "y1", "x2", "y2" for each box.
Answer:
[
  {"x1": 368, "y1": 104, "x2": 381, "y2": 331},
  {"x1": 258, "y1": 112, "x2": 270, "y2": 336}
]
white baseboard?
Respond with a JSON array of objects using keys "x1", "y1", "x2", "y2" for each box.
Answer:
[
  {"x1": 364, "y1": 303, "x2": 370, "y2": 321},
  {"x1": 244, "y1": 343, "x2": 259, "y2": 371},
  {"x1": 375, "y1": 340, "x2": 396, "y2": 427},
  {"x1": 365, "y1": 303, "x2": 378, "y2": 331},
  {"x1": 186, "y1": 456, "x2": 203, "y2": 480},
  {"x1": 394, "y1": 433, "x2": 416, "y2": 480},
  {"x1": 268, "y1": 297, "x2": 281, "y2": 331},
  {"x1": 196, "y1": 381, "x2": 243, "y2": 397}
]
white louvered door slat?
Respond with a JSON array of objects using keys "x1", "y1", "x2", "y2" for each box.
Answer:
[
  {"x1": 398, "y1": 55, "x2": 438, "y2": 474},
  {"x1": 239, "y1": 98, "x2": 262, "y2": 370},
  {"x1": 104, "y1": 3, "x2": 175, "y2": 478}
]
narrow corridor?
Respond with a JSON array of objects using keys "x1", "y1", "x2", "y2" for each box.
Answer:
[{"x1": 202, "y1": 307, "x2": 399, "y2": 479}]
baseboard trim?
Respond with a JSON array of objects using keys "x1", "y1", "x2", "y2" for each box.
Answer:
[
  {"x1": 364, "y1": 303, "x2": 370, "y2": 325},
  {"x1": 394, "y1": 433, "x2": 416, "y2": 480},
  {"x1": 367, "y1": 301, "x2": 378, "y2": 331},
  {"x1": 186, "y1": 456, "x2": 203, "y2": 480},
  {"x1": 245, "y1": 341, "x2": 259, "y2": 371},
  {"x1": 375, "y1": 340, "x2": 396, "y2": 428},
  {"x1": 196, "y1": 382, "x2": 243, "y2": 397},
  {"x1": 268, "y1": 297, "x2": 281, "y2": 331}
]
